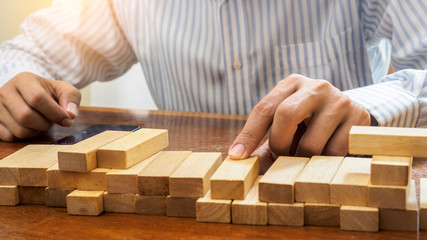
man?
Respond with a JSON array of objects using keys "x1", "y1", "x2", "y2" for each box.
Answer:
[{"x1": 0, "y1": 0, "x2": 426, "y2": 164}]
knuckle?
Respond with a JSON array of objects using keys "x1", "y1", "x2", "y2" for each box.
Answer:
[
  {"x1": 237, "y1": 130, "x2": 259, "y2": 147},
  {"x1": 13, "y1": 127, "x2": 32, "y2": 139},
  {"x1": 276, "y1": 101, "x2": 299, "y2": 122},
  {"x1": 16, "y1": 107, "x2": 34, "y2": 126},
  {"x1": 253, "y1": 99, "x2": 275, "y2": 117},
  {"x1": 26, "y1": 91, "x2": 45, "y2": 107},
  {"x1": 1, "y1": 132, "x2": 16, "y2": 142}
]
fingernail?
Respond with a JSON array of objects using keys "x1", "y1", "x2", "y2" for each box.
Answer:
[
  {"x1": 66, "y1": 102, "x2": 78, "y2": 118},
  {"x1": 228, "y1": 144, "x2": 246, "y2": 159},
  {"x1": 61, "y1": 118, "x2": 74, "y2": 127}
]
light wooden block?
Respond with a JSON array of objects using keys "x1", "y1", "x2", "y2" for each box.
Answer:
[
  {"x1": 45, "y1": 188, "x2": 74, "y2": 207},
  {"x1": 138, "y1": 151, "x2": 191, "y2": 195},
  {"x1": 210, "y1": 155, "x2": 259, "y2": 200},
  {"x1": 340, "y1": 206, "x2": 379, "y2": 232},
  {"x1": 97, "y1": 128, "x2": 168, "y2": 169},
  {"x1": 0, "y1": 185, "x2": 19, "y2": 206},
  {"x1": 135, "y1": 195, "x2": 166, "y2": 216},
  {"x1": 330, "y1": 157, "x2": 371, "y2": 206},
  {"x1": 106, "y1": 152, "x2": 161, "y2": 194},
  {"x1": 295, "y1": 156, "x2": 344, "y2": 204},
  {"x1": 47, "y1": 163, "x2": 109, "y2": 191},
  {"x1": 58, "y1": 131, "x2": 131, "y2": 172},
  {"x1": 420, "y1": 178, "x2": 427, "y2": 230},
  {"x1": 268, "y1": 202, "x2": 304, "y2": 227},
  {"x1": 368, "y1": 171, "x2": 411, "y2": 210},
  {"x1": 349, "y1": 126, "x2": 427, "y2": 157},
  {"x1": 232, "y1": 176, "x2": 267, "y2": 225},
  {"x1": 169, "y1": 152, "x2": 222, "y2": 197},
  {"x1": 259, "y1": 156, "x2": 309, "y2": 203},
  {"x1": 18, "y1": 186, "x2": 45, "y2": 205},
  {"x1": 370, "y1": 155, "x2": 411, "y2": 186},
  {"x1": 166, "y1": 196, "x2": 198, "y2": 218},
  {"x1": 304, "y1": 203, "x2": 340, "y2": 227},
  {"x1": 196, "y1": 190, "x2": 231, "y2": 223},
  {"x1": 103, "y1": 192, "x2": 135, "y2": 213},
  {"x1": 66, "y1": 190, "x2": 104, "y2": 216},
  {"x1": 0, "y1": 145, "x2": 61, "y2": 186},
  {"x1": 379, "y1": 180, "x2": 418, "y2": 231}
]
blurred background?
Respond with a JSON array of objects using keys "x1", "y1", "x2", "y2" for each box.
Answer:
[{"x1": 0, "y1": 0, "x2": 158, "y2": 110}]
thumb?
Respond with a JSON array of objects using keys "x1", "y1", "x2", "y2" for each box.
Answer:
[{"x1": 51, "y1": 80, "x2": 81, "y2": 119}]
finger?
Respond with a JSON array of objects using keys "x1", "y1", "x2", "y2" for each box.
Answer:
[
  {"x1": 2, "y1": 88, "x2": 52, "y2": 131},
  {"x1": 269, "y1": 88, "x2": 323, "y2": 156},
  {"x1": 0, "y1": 103, "x2": 39, "y2": 139},
  {"x1": 52, "y1": 80, "x2": 81, "y2": 118},
  {"x1": 0, "y1": 122, "x2": 16, "y2": 142},
  {"x1": 253, "y1": 140, "x2": 277, "y2": 174},
  {"x1": 16, "y1": 78, "x2": 73, "y2": 126},
  {"x1": 321, "y1": 123, "x2": 351, "y2": 156},
  {"x1": 229, "y1": 75, "x2": 305, "y2": 159}
]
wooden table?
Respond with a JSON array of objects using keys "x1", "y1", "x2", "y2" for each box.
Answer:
[{"x1": 0, "y1": 107, "x2": 425, "y2": 239}]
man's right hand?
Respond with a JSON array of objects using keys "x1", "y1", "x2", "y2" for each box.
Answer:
[{"x1": 0, "y1": 72, "x2": 81, "y2": 141}]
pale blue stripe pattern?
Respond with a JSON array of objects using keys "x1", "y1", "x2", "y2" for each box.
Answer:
[{"x1": 0, "y1": 0, "x2": 426, "y2": 128}]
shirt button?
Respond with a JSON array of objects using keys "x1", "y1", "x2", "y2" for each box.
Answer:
[{"x1": 233, "y1": 60, "x2": 242, "y2": 70}]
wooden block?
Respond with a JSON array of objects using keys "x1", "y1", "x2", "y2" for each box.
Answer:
[
  {"x1": 210, "y1": 155, "x2": 259, "y2": 200},
  {"x1": 138, "y1": 151, "x2": 191, "y2": 195},
  {"x1": 47, "y1": 163, "x2": 109, "y2": 191},
  {"x1": 304, "y1": 203, "x2": 340, "y2": 227},
  {"x1": 232, "y1": 176, "x2": 267, "y2": 225},
  {"x1": 370, "y1": 155, "x2": 411, "y2": 186},
  {"x1": 295, "y1": 156, "x2": 344, "y2": 204},
  {"x1": 349, "y1": 126, "x2": 427, "y2": 157},
  {"x1": 379, "y1": 180, "x2": 418, "y2": 231},
  {"x1": 166, "y1": 196, "x2": 198, "y2": 218},
  {"x1": 0, "y1": 185, "x2": 19, "y2": 206},
  {"x1": 169, "y1": 152, "x2": 222, "y2": 197},
  {"x1": 106, "y1": 152, "x2": 161, "y2": 194},
  {"x1": 66, "y1": 190, "x2": 104, "y2": 216},
  {"x1": 330, "y1": 157, "x2": 371, "y2": 206},
  {"x1": 0, "y1": 145, "x2": 60, "y2": 185},
  {"x1": 18, "y1": 186, "x2": 46, "y2": 205},
  {"x1": 45, "y1": 187, "x2": 74, "y2": 207},
  {"x1": 196, "y1": 190, "x2": 231, "y2": 223},
  {"x1": 340, "y1": 206, "x2": 379, "y2": 232},
  {"x1": 368, "y1": 171, "x2": 411, "y2": 210},
  {"x1": 97, "y1": 128, "x2": 168, "y2": 169},
  {"x1": 267, "y1": 202, "x2": 304, "y2": 227},
  {"x1": 135, "y1": 195, "x2": 166, "y2": 216},
  {"x1": 58, "y1": 130, "x2": 131, "y2": 172},
  {"x1": 103, "y1": 192, "x2": 135, "y2": 213},
  {"x1": 420, "y1": 178, "x2": 427, "y2": 230},
  {"x1": 259, "y1": 156, "x2": 309, "y2": 203}
]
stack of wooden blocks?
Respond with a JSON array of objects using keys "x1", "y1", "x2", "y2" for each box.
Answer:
[{"x1": 0, "y1": 126, "x2": 427, "y2": 233}]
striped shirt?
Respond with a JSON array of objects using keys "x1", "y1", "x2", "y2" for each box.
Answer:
[{"x1": 0, "y1": 0, "x2": 426, "y2": 127}]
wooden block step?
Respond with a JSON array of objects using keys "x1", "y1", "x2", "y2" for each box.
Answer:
[
  {"x1": 169, "y1": 152, "x2": 221, "y2": 197},
  {"x1": 368, "y1": 171, "x2": 411, "y2": 210},
  {"x1": 268, "y1": 202, "x2": 304, "y2": 227},
  {"x1": 58, "y1": 131, "x2": 131, "y2": 172},
  {"x1": 138, "y1": 151, "x2": 191, "y2": 196},
  {"x1": 66, "y1": 190, "x2": 104, "y2": 216},
  {"x1": 166, "y1": 196, "x2": 198, "y2": 218},
  {"x1": 210, "y1": 155, "x2": 259, "y2": 200},
  {"x1": 105, "y1": 152, "x2": 161, "y2": 194},
  {"x1": 379, "y1": 180, "x2": 418, "y2": 231},
  {"x1": 97, "y1": 128, "x2": 168, "y2": 169},
  {"x1": 259, "y1": 156, "x2": 309, "y2": 203},
  {"x1": 330, "y1": 157, "x2": 371, "y2": 206},
  {"x1": 103, "y1": 192, "x2": 135, "y2": 213},
  {"x1": 349, "y1": 126, "x2": 427, "y2": 158},
  {"x1": 370, "y1": 155, "x2": 411, "y2": 186},
  {"x1": 295, "y1": 156, "x2": 344, "y2": 204},
  {"x1": 196, "y1": 190, "x2": 231, "y2": 223},
  {"x1": 0, "y1": 185, "x2": 19, "y2": 206},
  {"x1": 340, "y1": 206, "x2": 379, "y2": 232},
  {"x1": 232, "y1": 176, "x2": 267, "y2": 225},
  {"x1": 45, "y1": 188, "x2": 74, "y2": 207},
  {"x1": 304, "y1": 203, "x2": 340, "y2": 227},
  {"x1": 135, "y1": 195, "x2": 166, "y2": 216}
]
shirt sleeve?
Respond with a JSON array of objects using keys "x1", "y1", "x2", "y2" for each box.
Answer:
[
  {"x1": 0, "y1": 0, "x2": 137, "y2": 89},
  {"x1": 343, "y1": 0, "x2": 427, "y2": 128}
]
